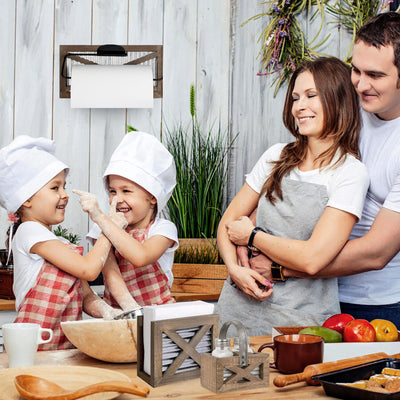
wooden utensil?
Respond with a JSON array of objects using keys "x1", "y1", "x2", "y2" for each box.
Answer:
[
  {"x1": 14, "y1": 374, "x2": 150, "y2": 400},
  {"x1": 273, "y1": 352, "x2": 400, "y2": 387}
]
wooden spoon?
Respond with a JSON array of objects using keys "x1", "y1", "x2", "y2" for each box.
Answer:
[{"x1": 14, "y1": 374, "x2": 150, "y2": 400}]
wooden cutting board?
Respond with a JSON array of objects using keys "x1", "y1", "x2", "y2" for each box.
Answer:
[{"x1": 0, "y1": 365, "x2": 131, "y2": 400}]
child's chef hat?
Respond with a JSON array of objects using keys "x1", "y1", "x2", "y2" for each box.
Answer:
[
  {"x1": 104, "y1": 131, "x2": 176, "y2": 211},
  {"x1": 0, "y1": 135, "x2": 69, "y2": 213}
]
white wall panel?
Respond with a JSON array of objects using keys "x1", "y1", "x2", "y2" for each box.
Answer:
[
  {"x1": 53, "y1": 0, "x2": 92, "y2": 246},
  {"x1": 14, "y1": 0, "x2": 54, "y2": 139},
  {"x1": 162, "y1": 0, "x2": 197, "y2": 125},
  {"x1": 127, "y1": 0, "x2": 163, "y2": 138},
  {"x1": 0, "y1": 0, "x2": 16, "y2": 250},
  {"x1": 89, "y1": 0, "x2": 129, "y2": 214},
  {"x1": 197, "y1": 0, "x2": 230, "y2": 131}
]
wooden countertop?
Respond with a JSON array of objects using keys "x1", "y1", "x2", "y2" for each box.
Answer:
[
  {"x1": 0, "y1": 299, "x2": 15, "y2": 311},
  {"x1": 0, "y1": 336, "x2": 328, "y2": 399}
]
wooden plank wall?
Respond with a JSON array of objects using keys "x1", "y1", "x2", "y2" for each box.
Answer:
[{"x1": 0, "y1": 0, "x2": 361, "y2": 250}]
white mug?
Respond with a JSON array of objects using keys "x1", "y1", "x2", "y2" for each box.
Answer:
[{"x1": 2, "y1": 323, "x2": 53, "y2": 367}]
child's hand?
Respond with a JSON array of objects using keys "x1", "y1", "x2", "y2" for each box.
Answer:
[
  {"x1": 109, "y1": 196, "x2": 128, "y2": 229},
  {"x1": 72, "y1": 189, "x2": 103, "y2": 221}
]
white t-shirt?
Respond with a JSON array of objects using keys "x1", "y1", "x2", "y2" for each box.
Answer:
[
  {"x1": 12, "y1": 221, "x2": 69, "y2": 310},
  {"x1": 339, "y1": 109, "x2": 400, "y2": 305},
  {"x1": 86, "y1": 216, "x2": 178, "y2": 286},
  {"x1": 246, "y1": 143, "x2": 369, "y2": 221}
]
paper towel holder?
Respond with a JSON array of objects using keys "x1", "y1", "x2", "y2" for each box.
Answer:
[{"x1": 60, "y1": 44, "x2": 163, "y2": 99}]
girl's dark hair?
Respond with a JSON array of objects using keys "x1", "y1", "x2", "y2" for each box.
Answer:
[
  {"x1": 262, "y1": 57, "x2": 361, "y2": 203},
  {"x1": 355, "y1": 11, "x2": 400, "y2": 78},
  {"x1": 5, "y1": 211, "x2": 22, "y2": 250}
]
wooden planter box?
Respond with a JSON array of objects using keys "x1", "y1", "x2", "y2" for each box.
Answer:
[{"x1": 171, "y1": 239, "x2": 228, "y2": 302}]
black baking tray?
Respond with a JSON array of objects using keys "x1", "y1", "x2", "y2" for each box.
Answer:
[{"x1": 312, "y1": 358, "x2": 400, "y2": 400}]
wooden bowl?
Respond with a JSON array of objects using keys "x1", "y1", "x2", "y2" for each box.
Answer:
[{"x1": 61, "y1": 319, "x2": 137, "y2": 363}]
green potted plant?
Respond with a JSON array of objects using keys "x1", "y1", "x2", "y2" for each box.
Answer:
[
  {"x1": 165, "y1": 85, "x2": 235, "y2": 300},
  {"x1": 165, "y1": 85, "x2": 236, "y2": 241}
]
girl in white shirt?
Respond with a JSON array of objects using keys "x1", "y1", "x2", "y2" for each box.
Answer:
[{"x1": 0, "y1": 136, "x2": 122, "y2": 350}]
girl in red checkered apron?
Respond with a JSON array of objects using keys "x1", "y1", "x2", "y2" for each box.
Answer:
[
  {"x1": 75, "y1": 132, "x2": 178, "y2": 317},
  {"x1": 0, "y1": 136, "x2": 124, "y2": 350}
]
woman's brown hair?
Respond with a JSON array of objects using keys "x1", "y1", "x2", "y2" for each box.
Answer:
[{"x1": 262, "y1": 57, "x2": 361, "y2": 203}]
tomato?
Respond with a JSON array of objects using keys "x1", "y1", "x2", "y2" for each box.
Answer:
[
  {"x1": 370, "y1": 319, "x2": 399, "y2": 342},
  {"x1": 343, "y1": 319, "x2": 376, "y2": 342},
  {"x1": 322, "y1": 313, "x2": 354, "y2": 335}
]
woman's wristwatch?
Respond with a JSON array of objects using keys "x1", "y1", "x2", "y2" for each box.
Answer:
[
  {"x1": 270, "y1": 261, "x2": 287, "y2": 282},
  {"x1": 247, "y1": 226, "x2": 266, "y2": 252}
]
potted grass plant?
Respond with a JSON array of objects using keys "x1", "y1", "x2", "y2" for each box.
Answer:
[
  {"x1": 165, "y1": 85, "x2": 236, "y2": 242},
  {"x1": 163, "y1": 85, "x2": 235, "y2": 300}
]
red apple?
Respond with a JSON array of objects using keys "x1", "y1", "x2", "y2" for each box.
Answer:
[
  {"x1": 322, "y1": 313, "x2": 355, "y2": 335},
  {"x1": 343, "y1": 319, "x2": 376, "y2": 342}
]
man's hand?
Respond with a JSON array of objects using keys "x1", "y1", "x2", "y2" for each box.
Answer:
[
  {"x1": 250, "y1": 253, "x2": 273, "y2": 283},
  {"x1": 108, "y1": 196, "x2": 128, "y2": 229},
  {"x1": 226, "y1": 216, "x2": 255, "y2": 246},
  {"x1": 237, "y1": 245, "x2": 251, "y2": 268},
  {"x1": 72, "y1": 189, "x2": 103, "y2": 221}
]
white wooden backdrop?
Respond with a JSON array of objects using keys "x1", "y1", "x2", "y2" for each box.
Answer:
[{"x1": 0, "y1": 0, "x2": 371, "y2": 250}]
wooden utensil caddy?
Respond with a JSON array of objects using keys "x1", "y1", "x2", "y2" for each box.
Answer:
[
  {"x1": 200, "y1": 321, "x2": 269, "y2": 393},
  {"x1": 137, "y1": 314, "x2": 219, "y2": 387}
]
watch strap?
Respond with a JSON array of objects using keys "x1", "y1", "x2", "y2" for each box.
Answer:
[{"x1": 247, "y1": 226, "x2": 266, "y2": 252}]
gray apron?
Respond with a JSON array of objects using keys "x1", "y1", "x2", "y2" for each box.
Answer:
[{"x1": 215, "y1": 177, "x2": 340, "y2": 335}]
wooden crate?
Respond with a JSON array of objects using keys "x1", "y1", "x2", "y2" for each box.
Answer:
[{"x1": 137, "y1": 314, "x2": 219, "y2": 387}]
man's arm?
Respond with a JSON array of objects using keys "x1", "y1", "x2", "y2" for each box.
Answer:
[{"x1": 286, "y1": 207, "x2": 400, "y2": 278}]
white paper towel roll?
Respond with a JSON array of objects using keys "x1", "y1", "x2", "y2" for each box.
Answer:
[{"x1": 71, "y1": 65, "x2": 153, "y2": 108}]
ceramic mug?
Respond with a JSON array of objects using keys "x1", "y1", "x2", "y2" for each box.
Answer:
[
  {"x1": 2, "y1": 323, "x2": 53, "y2": 367},
  {"x1": 258, "y1": 334, "x2": 323, "y2": 374}
]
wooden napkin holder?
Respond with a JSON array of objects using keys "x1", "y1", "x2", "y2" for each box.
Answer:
[
  {"x1": 200, "y1": 321, "x2": 269, "y2": 393},
  {"x1": 137, "y1": 313, "x2": 219, "y2": 387}
]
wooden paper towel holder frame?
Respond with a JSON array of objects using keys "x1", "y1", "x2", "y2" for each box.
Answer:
[{"x1": 59, "y1": 44, "x2": 163, "y2": 99}]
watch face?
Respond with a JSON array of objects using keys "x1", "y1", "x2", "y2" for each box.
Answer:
[{"x1": 271, "y1": 265, "x2": 284, "y2": 281}]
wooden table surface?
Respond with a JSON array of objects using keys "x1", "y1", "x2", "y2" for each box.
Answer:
[{"x1": 0, "y1": 335, "x2": 329, "y2": 399}]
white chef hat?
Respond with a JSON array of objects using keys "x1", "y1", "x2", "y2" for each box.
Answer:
[
  {"x1": 103, "y1": 131, "x2": 176, "y2": 212},
  {"x1": 0, "y1": 135, "x2": 69, "y2": 213}
]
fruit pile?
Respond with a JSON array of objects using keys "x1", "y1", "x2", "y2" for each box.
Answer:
[{"x1": 298, "y1": 314, "x2": 399, "y2": 343}]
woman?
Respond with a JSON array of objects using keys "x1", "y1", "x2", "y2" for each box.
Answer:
[{"x1": 215, "y1": 57, "x2": 369, "y2": 335}]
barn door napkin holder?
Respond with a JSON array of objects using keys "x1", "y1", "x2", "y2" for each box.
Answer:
[{"x1": 137, "y1": 313, "x2": 219, "y2": 387}]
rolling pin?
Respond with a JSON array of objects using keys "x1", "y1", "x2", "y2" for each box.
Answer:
[{"x1": 273, "y1": 352, "x2": 400, "y2": 387}]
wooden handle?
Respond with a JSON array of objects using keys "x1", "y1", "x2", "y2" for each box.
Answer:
[
  {"x1": 64, "y1": 381, "x2": 150, "y2": 399},
  {"x1": 273, "y1": 372, "x2": 307, "y2": 387},
  {"x1": 273, "y1": 352, "x2": 389, "y2": 388}
]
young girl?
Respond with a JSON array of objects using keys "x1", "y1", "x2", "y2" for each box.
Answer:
[
  {"x1": 216, "y1": 57, "x2": 370, "y2": 335},
  {"x1": 0, "y1": 136, "x2": 122, "y2": 350},
  {"x1": 75, "y1": 131, "x2": 178, "y2": 314}
]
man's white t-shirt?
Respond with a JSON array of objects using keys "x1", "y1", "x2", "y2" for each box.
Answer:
[
  {"x1": 86, "y1": 216, "x2": 178, "y2": 286},
  {"x1": 12, "y1": 221, "x2": 69, "y2": 310},
  {"x1": 339, "y1": 109, "x2": 400, "y2": 305},
  {"x1": 246, "y1": 143, "x2": 369, "y2": 221}
]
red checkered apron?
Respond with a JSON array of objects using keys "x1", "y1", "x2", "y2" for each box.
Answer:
[
  {"x1": 103, "y1": 224, "x2": 175, "y2": 307},
  {"x1": 14, "y1": 243, "x2": 83, "y2": 350}
]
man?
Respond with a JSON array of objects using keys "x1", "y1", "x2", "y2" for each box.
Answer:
[
  {"x1": 239, "y1": 12, "x2": 400, "y2": 325},
  {"x1": 324, "y1": 11, "x2": 400, "y2": 323}
]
